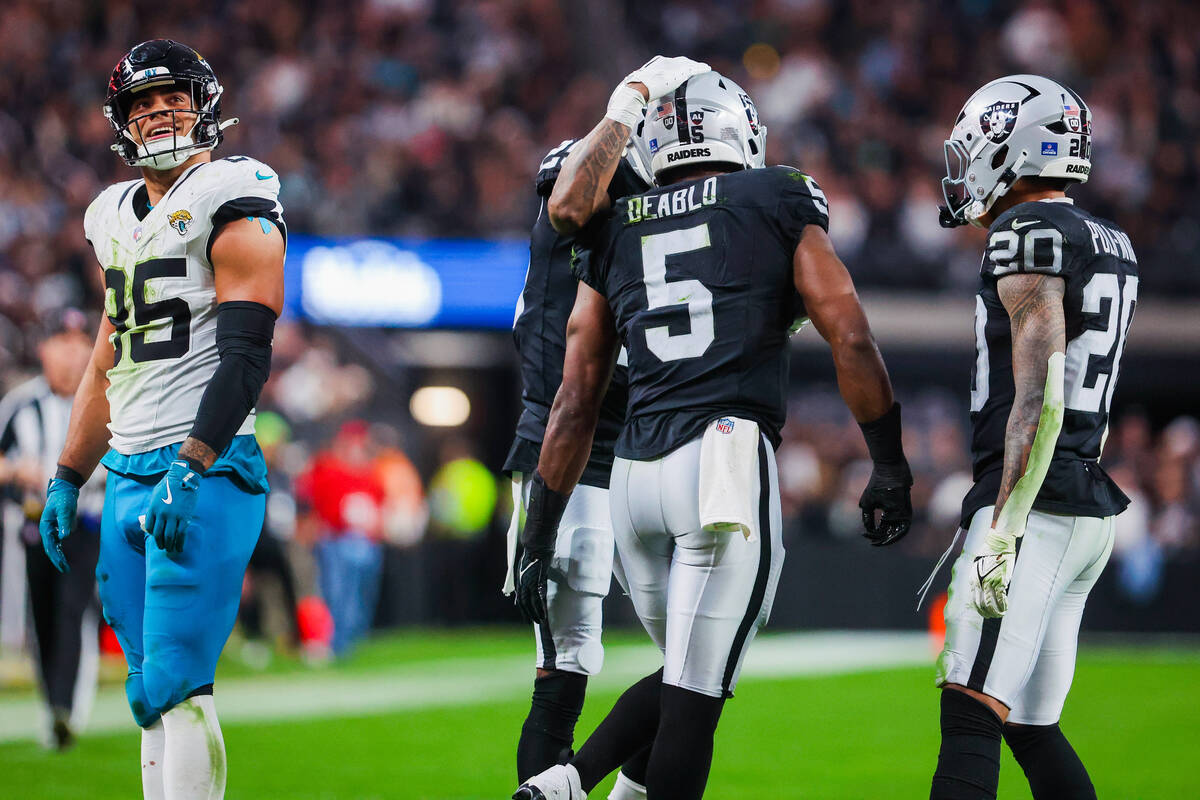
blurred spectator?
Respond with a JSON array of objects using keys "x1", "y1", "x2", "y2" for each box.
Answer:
[
  {"x1": 295, "y1": 420, "x2": 387, "y2": 657},
  {"x1": 4, "y1": 0, "x2": 1200, "y2": 381}
]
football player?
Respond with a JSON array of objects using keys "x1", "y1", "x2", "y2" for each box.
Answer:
[
  {"x1": 38, "y1": 40, "x2": 284, "y2": 800},
  {"x1": 505, "y1": 56, "x2": 708, "y2": 800},
  {"x1": 514, "y1": 70, "x2": 912, "y2": 800},
  {"x1": 930, "y1": 75, "x2": 1135, "y2": 800}
]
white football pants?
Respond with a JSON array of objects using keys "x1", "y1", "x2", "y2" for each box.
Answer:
[
  {"x1": 609, "y1": 434, "x2": 785, "y2": 698},
  {"x1": 938, "y1": 505, "x2": 1116, "y2": 724},
  {"x1": 509, "y1": 474, "x2": 616, "y2": 675}
]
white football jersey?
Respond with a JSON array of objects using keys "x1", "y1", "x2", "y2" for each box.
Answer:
[{"x1": 83, "y1": 156, "x2": 285, "y2": 455}]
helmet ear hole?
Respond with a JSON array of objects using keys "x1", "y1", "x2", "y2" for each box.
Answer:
[{"x1": 991, "y1": 144, "x2": 1009, "y2": 171}]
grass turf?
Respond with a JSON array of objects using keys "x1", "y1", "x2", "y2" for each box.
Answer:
[{"x1": 1, "y1": 630, "x2": 1195, "y2": 799}]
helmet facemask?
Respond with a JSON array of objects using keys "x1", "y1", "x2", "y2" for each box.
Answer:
[{"x1": 104, "y1": 40, "x2": 237, "y2": 171}]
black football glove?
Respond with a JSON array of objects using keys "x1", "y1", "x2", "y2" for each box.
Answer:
[
  {"x1": 514, "y1": 472, "x2": 570, "y2": 625},
  {"x1": 857, "y1": 403, "x2": 913, "y2": 546},
  {"x1": 515, "y1": 545, "x2": 554, "y2": 624},
  {"x1": 858, "y1": 459, "x2": 914, "y2": 546}
]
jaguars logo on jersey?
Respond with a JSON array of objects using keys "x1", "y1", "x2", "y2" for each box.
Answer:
[{"x1": 168, "y1": 209, "x2": 193, "y2": 236}]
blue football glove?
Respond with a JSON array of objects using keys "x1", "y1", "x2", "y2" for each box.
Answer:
[
  {"x1": 144, "y1": 460, "x2": 202, "y2": 554},
  {"x1": 40, "y1": 478, "x2": 80, "y2": 573}
]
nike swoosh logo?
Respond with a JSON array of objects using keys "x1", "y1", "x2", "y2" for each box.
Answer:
[
  {"x1": 1011, "y1": 219, "x2": 1037, "y2": 230},
  {"x1": 163, "y1": 483, "x2": 173, "y2": 505},
  {"x1": 256, "y1": 171, "x2": 274, "y2": 180}
]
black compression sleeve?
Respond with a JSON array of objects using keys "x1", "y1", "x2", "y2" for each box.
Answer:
[
  {"x1": 522, "y1": 472, "x2": 570, "y2": 554},
  {"x1": 858, "y1": 402, "x2": 906, "y2": 465},
  {"x1": 188, "y1": 301, "x2": 276, "y2": 459}
]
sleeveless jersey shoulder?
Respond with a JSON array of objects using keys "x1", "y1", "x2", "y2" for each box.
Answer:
[
  {"x1": 535, "y1": 140, "x2": 577, "y2": 197},
  {"x1": 733, "y1": 166, "x2": 831, "y2": 249},
  {"x1": 84, "y1": 180, "x2": 139, "y2": 246},
  {"x1": 183, "y1": 156, "x2": 286, "y2": 262},
  {"x1": 982, "y1": 200, "x2": 1093, "y2": 280}
]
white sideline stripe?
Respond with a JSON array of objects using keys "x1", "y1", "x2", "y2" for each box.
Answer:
[{"x1": 0, "y1": 631, "x2": 933, "y2": 743}]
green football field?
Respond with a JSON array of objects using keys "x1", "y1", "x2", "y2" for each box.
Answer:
[{"x1": 1, "y1": 628, "x2": 1196, "y2": 799}]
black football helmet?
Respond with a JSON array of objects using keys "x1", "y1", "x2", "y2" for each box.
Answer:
[{"x1": 104, "y1": 39, "x2": 235, "y2": 169}]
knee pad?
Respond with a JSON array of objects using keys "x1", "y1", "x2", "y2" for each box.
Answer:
[{"x1": 125, "y1": 672, "x2": 159, "y2": 729}]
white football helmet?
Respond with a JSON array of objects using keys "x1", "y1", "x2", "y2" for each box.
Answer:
[
  {"x1": 641, "y1": 70, "x2": 767, "y2": 179},
  {"x1": 940, "y1": 74, "x2": 1092, "y2": 228}
]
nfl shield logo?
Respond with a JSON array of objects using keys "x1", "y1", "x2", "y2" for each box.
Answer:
[
  {"x1": 980, "y1": 101, "x2": 1019, "y2": 144},
  {"x1": 716, "y1": 417, "x2": 735, "y2": 434}
]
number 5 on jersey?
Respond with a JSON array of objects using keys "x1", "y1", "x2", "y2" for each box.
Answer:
[{"x1": 640, "y1": 224, "x2": 715, "y2": 362}]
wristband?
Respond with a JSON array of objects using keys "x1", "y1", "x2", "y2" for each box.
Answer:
[
  {"x1": 177, "y1": 455, "x2": 206, "y2": 476},
  {"x1": 859, "y1": 402, "x2": 905, "y2": 465},
  {"x1": 54, "y1": 464, "x2": 86, "y2": 489},
  {"x1": 604, "y1": 83, "x2": 645, "y2": 131},
  {"x1": 522, "y1": 472, "x2": 570, "y2": 554}
]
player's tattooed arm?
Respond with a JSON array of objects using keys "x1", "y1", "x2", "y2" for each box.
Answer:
[
  {"x1": 992, "y1": 272, "x2": 1067, "y2": 527},
  {"x1": 55, "y1": 317, "x2": 116, "y2": 479},
  {"x1": 547, "y1": 116, "x2": 633, "y2": 235},
  {"x1": 537, "y1": 282, "x2": 620, "y2": 493},
  {"x1": 178, "y1": 437, "x2": 219, "y2": 471}
]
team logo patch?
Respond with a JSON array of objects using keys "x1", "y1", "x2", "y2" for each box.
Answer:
[
  {"x1": 980, "y1": 100, "x2": 1019, "y2": 144},
  {"x1": 689, "y1": 109, "x2": 705, "y2": 126},
  {"x1": 716, "y1": 417, "x2": 735, "y2": 434},
  {"x1": 663, "y1": 114, "x2": 675, "y2": 130},
  {"x1": 168, "y1": 209, "x2": 193, "y2": 236},
  {"x1": 1041, "y1": 141, "x2": 1058, "y2": 156}
]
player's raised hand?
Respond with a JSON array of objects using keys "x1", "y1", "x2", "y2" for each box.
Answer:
[
  {"x1": 970, "y1": 529, "x2": 1018, "y2": 617},
  {"x1": 145, "y1": 460, "x2": 202, "y2": 554},
  {"x1": 859, "y1": 460, "x2": 914, "y2": 546},
  {"x1": 39, "y1": 477, "x2": 80, "y2": 573},
  {"x1": 607, "y1": 56, "x2": 711, "y2": 129},
  {"x1": 623, "y1": 55, "x2": 711, "y2": 101}
]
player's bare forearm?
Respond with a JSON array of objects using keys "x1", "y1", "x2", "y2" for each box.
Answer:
[
  {"x1": 993, "y1": 272, "x2": 1066, "y2": 525},
  {"x1": 178, "y1": 437, "x2": 219, "y2": 471},
  {"x1": 547, "y1": 118, "x2": 630, "y2": 235},
  {"x1": 793, "y1": 225, "x2": 894, "y2": 422},
  {"x1": 536, "y1": 284, "x2": 619, "y2": 493},
  {"x1": 57, "y1": 320, "x2": 115, "y2": 478}
]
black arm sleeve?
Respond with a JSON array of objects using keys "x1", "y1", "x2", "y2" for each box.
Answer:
[{"x1": 188, "y1": 301, "x2": 276, "y2": 460}]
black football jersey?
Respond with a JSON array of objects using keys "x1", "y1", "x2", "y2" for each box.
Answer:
[
  {"x1": 573, "y1": 166, "x2": 829, "y2": 460},
  {"x1": 504, "y1": 140, "x2": 650, "y2": 488},
  {"x1": 960, "y1": 199, "x2": 1136, "y2": 526}
]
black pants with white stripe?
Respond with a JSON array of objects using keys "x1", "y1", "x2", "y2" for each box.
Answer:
[
  {"x1": 24, "y1": 520, "x2": 100, "y2": 715},
  {"x1": 609, "y1": 433, "x2": 784, "y2": 698}
]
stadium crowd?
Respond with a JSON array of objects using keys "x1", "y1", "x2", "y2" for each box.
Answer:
[{"x1": 1, "y1": 0, "x2": 1199, "y2": 638}]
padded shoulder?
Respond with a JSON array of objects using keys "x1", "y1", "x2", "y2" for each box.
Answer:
[
  {"x1": 83, "y1": 180, "x2": 138, "y2": 243},
  {"x1": 535, "y1": 139, "x2": 578, "y2": 197}
]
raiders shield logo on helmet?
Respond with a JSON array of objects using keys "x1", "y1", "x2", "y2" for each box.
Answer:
[{"x1": 980, "y1": 101, "x2": 1019, "y2": 144}]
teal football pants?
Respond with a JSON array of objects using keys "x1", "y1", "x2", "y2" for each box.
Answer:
[{"x1": 97, "y1": 471, "x2": 263, "y2": 727}]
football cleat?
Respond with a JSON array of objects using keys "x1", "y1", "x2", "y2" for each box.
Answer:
[{"x1": 513, "y1": 764, "x2": 586, "y2": 800}]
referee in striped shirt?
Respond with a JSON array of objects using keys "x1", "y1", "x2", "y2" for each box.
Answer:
[{"x1": 0, "y1": 310, "x2": 104, "y2": 749}]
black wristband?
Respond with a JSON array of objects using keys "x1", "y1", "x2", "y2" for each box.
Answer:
[
  {"x1": 54, "y1": 464, "x2": 86, "y2": 488},
  {"x1": 859, "y1": 402, "x2": 906, "y2": 465},
  {"x1": 522, "y1": 472, "x2": 570, "y2": 554},
  {"x1": 177, "y1": 455, "x2": 206, "y2": 476}
]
